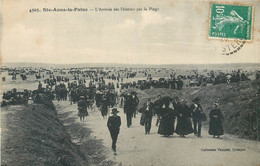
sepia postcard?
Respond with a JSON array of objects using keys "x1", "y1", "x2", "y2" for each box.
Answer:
[{"x1": 1, "y1": 0, "x2": 260, "y2": 166}]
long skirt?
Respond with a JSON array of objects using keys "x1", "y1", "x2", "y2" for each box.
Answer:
[
  {"x1": 175, "y1": 117, "x2": 194, "y2": 135},
  {"x1": 158, "y1": 118, "x2": 174, "y2": 136},
  {"x1": 101, "y1": 109, "x2": 108, "y2": 117},
  {"x1": 78, "y1": 109, "x2": 89, "y2": 117},
  {"x1": 208, "y1": 118, "x2": 224, "y2": 136}
]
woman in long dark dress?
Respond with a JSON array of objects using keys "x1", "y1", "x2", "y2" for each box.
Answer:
[
  {"x1": 208, "y1": 103, "x2": 224, "y2": 138},
  {"x1": 158, "y1": 102, "x2": 175, "y2": 137},
  {"x1": 175, "y1": 100, "x2": 194, "y2": 137},
  {"x1": 77, "y1": 96, "x2": 89, "y2": 122},
  {"x1": 100, "y1": 102, "x2": 109, "y2": 119}
]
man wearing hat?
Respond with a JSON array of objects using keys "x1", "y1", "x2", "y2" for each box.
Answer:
[
  {"x1": 190, "y1": 97, "x2": 203, "y2": 137},
  {"x1": 107, "y1": 108, "x2": 121, "y2": 154},
  {"x1": 155, "y1": 95, "x2": 162, "y2": 126},
  {"x1": 124, "y1": 93, "x2": 134, "y2": 127},
  {"x1": 131, "y1": 92, "x2": 139, "y2": 118},
  {"x1": 143, "y1": 98, "x2": 154, "y2": 134}
]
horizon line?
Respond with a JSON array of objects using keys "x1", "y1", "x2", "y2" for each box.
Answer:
[{"x1": 2, "y1": 61, "x2": 260, "y2": 66}]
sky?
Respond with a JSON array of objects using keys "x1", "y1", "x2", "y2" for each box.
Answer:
[{"x1": 1, "y1": 0, "x2": 260, "y2": 64}]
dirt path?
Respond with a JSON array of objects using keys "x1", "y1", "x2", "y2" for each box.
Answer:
[{"x1": 54, "y1": 101, "x2": 260, "y2": 166}]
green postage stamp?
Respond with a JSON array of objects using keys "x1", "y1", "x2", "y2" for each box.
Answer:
[{"x1": 209, "y1": 3, "x2": 253, "y2": 41}]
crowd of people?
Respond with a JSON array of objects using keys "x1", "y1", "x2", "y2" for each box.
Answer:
[
  {"x1": 105, "y1": 95, "x2": 224, "y2": 154},
  {"x1": 139, "y1": 96, "x2": 223, "y2": 138},
  {"x1": 2, "y1": 88, "x2": 31, "y2": 106},
  {"x1": 119, "y1": 70, "x2": 251, "y2": 91},
  {"x1": 1, "y1": 66, "x2": 255, "y2": 156},
  {"x1": 120, "y1": 77, "x2": 184, "y2": 90}
]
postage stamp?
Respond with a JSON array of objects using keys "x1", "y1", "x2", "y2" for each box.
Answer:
[{"x1": 209, "y1": 3, "x2": 253, "y2": 41}]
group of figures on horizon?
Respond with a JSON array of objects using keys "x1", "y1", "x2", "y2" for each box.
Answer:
[
  {"x1": 120, "y1": 77, "x2": 184, "y2": 91},
  {"x1": 119, "y1": 70, "x2": 251, "y2": 91}
]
